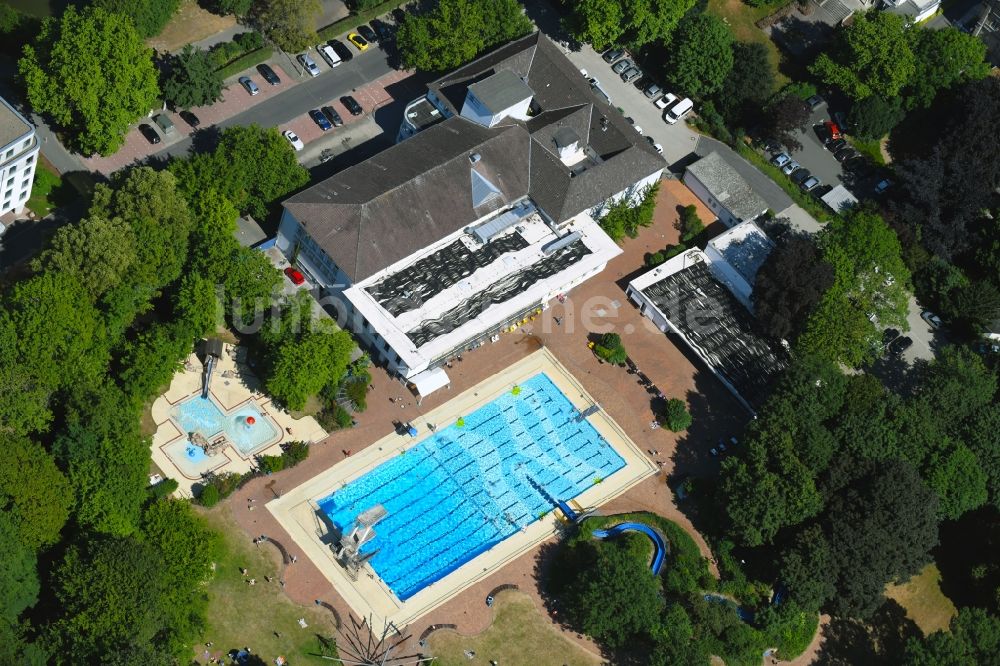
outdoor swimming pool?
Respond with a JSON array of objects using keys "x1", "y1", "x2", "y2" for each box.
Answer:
[
  {"x1": 170, "y1": 396, "x2": 278, "y2": 456},
  {"x1": 317, "y1": 372, "x2": 625, "y2": 601}
]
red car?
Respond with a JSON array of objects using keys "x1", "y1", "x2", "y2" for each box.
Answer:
[
  {"x1": 284, "y1": 266, "x2": 305, "y2": 285},
  {"x1": 823, "y1": 120, "x2": 842, "y2": 141}
]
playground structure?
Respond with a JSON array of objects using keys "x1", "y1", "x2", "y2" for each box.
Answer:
[
  {"x1": 202, "y1": 338, "x2": 224, "y2": 399},
  {"x1": 557, "y1": 501, "x2": 667, "y2": 575},
  {"x1": 336, "y1": 504, "x2": 388, "y2": 581}
]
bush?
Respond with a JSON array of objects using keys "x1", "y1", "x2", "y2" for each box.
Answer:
[
  {"x1": 344, "y1": 379, "x2": 368, "y2": 412},
  {"x1": 233, "y1": 31, "x2": 263, "y2": 51},
  {"x1": 198, "y1": 484, "x2": 220, "y2": 507},
  {"x1": 662, "y1": 398, "x2": 693, "y2": 432},
  {"x1": 218, "y1": 49, "x2": 273, "y2": 79},
  {"x1": 257, "y1": 454, "x2": 285, "y2": 474},
  {"x1": 282, "y1": 440, "x2": 309, "y2": 466},
  {"x1": 594, "y1": 332, "x2": 628, "y2": 365},
  {"x1": 679, "y1": 204, "x2": 705, "y2": 242},
  {"x1": 318, "y1": 404, "x2": 354, "y2": 431},
  {"x1": 646, "y1": 251, "x2": 665, "y2": 267},
  {"x1": 148, "y1": 478, "x2": 179, "y2": 500}
]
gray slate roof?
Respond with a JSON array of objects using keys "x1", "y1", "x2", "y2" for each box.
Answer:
[
  {"x1": 467, "y1": 69, "x2": 533, "y2": 113},
  {"x1": 283, "y1": 117, "x2": 530, "y2": 282},
  {"x1": 687, "y1": 151, "x2": 769, "y2": 222},
  {"x1": 0, "y1": 97, "x2": 32, "y2": 154}
]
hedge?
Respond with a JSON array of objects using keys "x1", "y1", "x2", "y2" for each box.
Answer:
[
  {"x1": 735, "y1": 143, "x2": 834, "y2": 223},
  {"x1": 317, "y1": 0, "x2": 410, "y2": 41},
  {"x1": 216, "y1": 46, "x2": 274, "y2": 79}
]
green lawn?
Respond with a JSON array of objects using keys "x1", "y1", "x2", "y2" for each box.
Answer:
[
  {"x1": 428, "y1": 591, "x2": 602, "y2": 666},
  {"x1": 26, "y1": 159, "x2": 75, "y2": 218},
  {"x1": 707, "y1": 0, "x2": 791, "y2": 87},
  {"x1": 197, "y1": 506, "x2": 339, "y2": 664},
  {"x1": 885, "y1": 564, "x2": 958, "y2": 636},
  {"x1": 849, "y1": 136, "x2": 888, "y2": 166}
]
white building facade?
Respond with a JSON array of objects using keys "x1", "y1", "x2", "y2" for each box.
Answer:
[{"x1": 0, "y1": 96, "x2": 40, "y2": 218}]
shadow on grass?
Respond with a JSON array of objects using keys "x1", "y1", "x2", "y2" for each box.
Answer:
[{"x1": 813, "y1": 599, "x2": 921, "y2": 665}]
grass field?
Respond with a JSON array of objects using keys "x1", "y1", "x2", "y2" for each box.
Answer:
[
  {"x1": 196, "y1": 506, "x2": 338, "y2": 664},
  {"x1": 707, "y1": 0, "x2": 791, "y2": 88},
  {"x1": 26, "y1": 157, "x2": 74, "y2": 218},
  {"x1": 147, "y1": 0, "x2": 236, "y2": 53},
  {"x1": 885, "y1": 564, "x2": 958, "y2": 636},
  {"x1": 428, "y1": 591, "x2": 602, "y2": 666}
]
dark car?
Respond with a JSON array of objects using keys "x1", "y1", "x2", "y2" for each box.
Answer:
[
  {"x1": 826, "y1": 138, "x2": 847, "y2": 153},
  {"x1": 309, "y1": 109, "x2": 333, "y2": 131},
  {"x1": 883, "y1": 328, "x2": 900, "y2": 346},
  {"x1": 256, "y1": 63, "x2": 281, "y2": 85},
  {"x1": 329, "y1": 39, "x2": 353, "y2": 62},
  {"x1": 391, "y1": 7, "x2": 406, "y2": 24},
  {"x1": 371, "y1": 18, "x2": 393, "y2": 41},
  {"x1": 806, "y1": 94, "x2": 826, "y2": 110},
  {"x1": 178, "y1": 110, "x2": 200, "y2": 128},
  {"x1": 321, "y1": 105, "x2": 343, "y2": 127},
  {"x1": 138, "y1": 123, "x2": 160, "y2": 145},
  {"x1": 835, "y1": 147, "x2": 858, "y2": 162},
  {"x1": 602, "y1": 47, "x2": 625, "y2": 63},
  {"x1": 341, "y1": 95, "x2": 363, "y2": 116},
  {"x1": 790, "y1": 168, "x2": 812, "y2": 185},
  {"x1": 358, "y1": 24, "x2": 377, "y2": 43},
  {"x1": 888, "y1": 336, "x2": 913, "y2": 357}
]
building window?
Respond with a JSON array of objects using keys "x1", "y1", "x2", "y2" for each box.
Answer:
[
  {"x1": 22, "y1": 178, "x2": 29, "y2": 188},
  {"x1": 2, "y1": 199, "x2": 9, "y2": 210},
  {"x1": 4, "y1": 189, "x2": 11, "y2": 200},
  {"x1": 4, "y1": 149, "x2": 12, "y2": 159},
  {"x1": 19, "y1": 189, "x2": 27, "y2": 201},
  {"x1": 393, "y1": 353, "x2": 401, "y2": 364},
  {"x1": 8, "y1": 165, "x2": 14, "y2": 174},
  {"x1": 26, "y1": 155, "x2": 33, "y2": 165},
  {"x1": 22, "y1": 139, "x2": 30, "y2": 149},
  {"x1": 5, "y1": 178, "x2": 12, "y2": 188}
]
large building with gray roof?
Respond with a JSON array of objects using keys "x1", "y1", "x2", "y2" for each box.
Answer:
[
  {"x1": 275, "y1": 33, "x2": 664, "y2": 393},
  {"x1": 0, "y1": 96, "x2": 39, "y2": 219}
]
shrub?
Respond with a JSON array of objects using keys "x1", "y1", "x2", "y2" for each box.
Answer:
[
  {"x1": 318, "y1": 404, "x2": 354, "y2": 431},
  {"x1": 663, "y1": 243, "x2": 688, "y2": 260},
  {"x1": 148, "y1": 478, "x2": 179, "y2": 500},
  {"x1": 344, "y1": 379, "x2": 368, "y2": 412},
  {"x1": 662, "y1": 398, "x2": 693, "y2": 432},
  {"x1": 198, "y1": 484, "x2": 220, "y2": 507},
  {"x1": 679, "y1": 205, "x2": 705, "y2": 242},
  {"x1": 282, "y1": 440, "x2": 309, "y2": 466},
  {"x1": 257, "y1": 454, "x2": 285, "y2": 474},
  {"x1": 233, "y1": 31, "x2": 263, "y2": 51},
  {"x1": 646, "y1": 251, "x2": 665, "y2": 267}
]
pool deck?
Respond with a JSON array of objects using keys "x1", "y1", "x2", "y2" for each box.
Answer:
[
  {"x1": 150, "y1": 346, "x2": 327, "y2": 496},
  {"x1": 267, "y1": 349, "x2": 657, "y2": 627}
]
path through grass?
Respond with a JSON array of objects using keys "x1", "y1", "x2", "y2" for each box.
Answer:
[
  {"x1": 885, "y1": 564, "x2": 957, "y2": 636},
  {"x1": 428, "y1": 591, "x2": 602, "y2": 666}
]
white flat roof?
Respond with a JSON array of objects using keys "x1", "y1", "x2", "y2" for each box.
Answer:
[{"x1": 345, "y1": 208, "x2": 621, "y2": 376}]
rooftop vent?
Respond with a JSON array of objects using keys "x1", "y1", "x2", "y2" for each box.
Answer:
[
  {"x1": 469, "y1": 152, "x2": 481, "y2": 164},
  {"x1": 600, "y1": 117, "x2": 609, "y2": 132}
]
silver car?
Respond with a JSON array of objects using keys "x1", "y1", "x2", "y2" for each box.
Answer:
[
  {"x1": 238, "y1": 76, "x2": 259, "y2": 96},
  {"x1": 621, "y1": 66, "x2": 642, "y2": 83},
  {"x1": 612, "y1": 58, "x2": 633, "y2": 74},
  {"x1": 297, "y1": 53, "x2": 320, "y2": 77}
]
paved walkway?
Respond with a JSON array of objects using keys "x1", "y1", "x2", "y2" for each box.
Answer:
[{"x1": 223, "y1": 182, "x2": 753, "y2": 660}]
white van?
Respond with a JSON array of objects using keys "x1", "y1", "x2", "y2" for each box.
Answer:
[
  {"x1": 590, "y1": 80, "x2": 612, "y2": 105},
  {"x1": 317, "y1": 44, "x2": 341, "y2": 68},
  {"x1": 664, "y1": 97, "x2": 693, "y2": 124}
]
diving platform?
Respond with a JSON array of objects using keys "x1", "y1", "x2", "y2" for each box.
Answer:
[{"x1": 336, "y1": 504, "x2": 388, "y2": 581}]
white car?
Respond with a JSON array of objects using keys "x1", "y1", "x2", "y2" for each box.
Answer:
[
  {"x1": 655, "y1": 92, "x2": 678, "y2": 109},
  {"x1": 297, "y1": 53, "x2": 320, "y2": 77},
  {"x1": 317, "y1": 44, "x2": 341, "y2": 68},
  {"x1": 781, "y1": 160, "x2": 801, "y2": 175},
  {"x1": 771, "y1": 152, "x2": 791, "y2": 168},
  {"x1": 283, "y1": 130, "x2": 304, "y2": 151}
]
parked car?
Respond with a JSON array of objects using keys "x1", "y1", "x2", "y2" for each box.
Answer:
[
  {"x1": 800, "y1": 175, "x2": 820, "y2": 191},
  {"x1": 883, "y1": 328, "x2": 900, "y2": 346},
  {"x1": 179, "y1": 110, "x2": 200, "y2": 128},
  {"x1": 790, "y1": 168, "x2": 812, "y2": 185},
  {"x1": 832, "y1": 110, "x2": 849, "y2": 132},
  {"x1": 329, "y1": 39, "x2": 353, "y2": 62},
  {"x1": 357, "y1": 24, "x2": 377, "y2": 43},
  {"x1": 284, "y1": 266, "x2": 306, "y2": 285},
  {"x1": 888, "y1": 335, "x2": 913, "y2": 356},
  {"x1": 643, "y1": 81, "x2": 662, "y2": 98},
  {"x1": 921, "y1": 310, "x2": 943, "y2": 329},
  {"x1": 282, "y1": 129, "x2": 304, "y2": 151},
  {"x1": 257, "y1": 63, "x2": 281, "y2": 85},
  {"x1": 138, "y1": 123, "x2": 160, "y2": 145},
  {"x1": 763, "y1": 138, "x2": 783, "y2": 154},
  {"x1": 317, "y1": 43, "x2": 342, "y2": 68},
  {"x1": 341, "y1": 95, "x2": 363, "y2": 116},
  {"x1": 391, "y1": 7, "x2": 406, "y2": 23},
  {"x1": 655, "y1": 92, "x2": 678, "y2": 109},
  {"x1": 297, "y1": 53, "x2": 320, "y2": 77},
  {"x1": 664, "y1": 97, "x2": 693, "y2": 124},
  {"x1": 874, "y1": 178, "x2": 893, "y2": 194},
  {"x1": 612, "y1": 58, "x2": 633, "y2": 74},
  {"x1": 621, "y1": 66, "x2": 642, "y2": 83},
  {"x1": 771, "y1": 152, "x2": 791, "y2": 168},
  {"x1": 371, "y1": 18, "x2": 393, "y2": 41},
  {"x1": 781, "y1": 160, "x2": 801, "y2": 175},
  {"x1": 834, "y1": 147, "x2": 858, "y2": 162},
  {"x1": 321, "y1": 105, "x2": 344, "y2": 127},
  {"x1": 309, "y1": 109, "x2": 333, "y2": 131},
  {"x1": 239, "y1": 76, "x2": 260, "y2": 96},
  {"x1": 602, "y1": 47, "x2": 625, "y2": 63},
  {"x1": 823, "y1": 120, "x2": 842, "y2": 140},
  {"x1": 825, "y1": 138, "x2": 847, "y2": 153},
  {"x1": 806, "y1": 94, "x2": 826, "y2": 110},
  {"x1": 348, "y1": 32, "x2": 370, "y2": 51}
]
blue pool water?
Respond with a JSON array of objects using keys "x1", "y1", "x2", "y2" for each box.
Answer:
[
  {"x1": 170, "y1": 396, "x2": 278, "y2": 455},
  {"x1": 317, "y1": 373, "x2": 625, "y2": 601}
]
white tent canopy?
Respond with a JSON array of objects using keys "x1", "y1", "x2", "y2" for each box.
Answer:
[{"x1": 408, "y1": 367, "x2": 451, "y2": 396}]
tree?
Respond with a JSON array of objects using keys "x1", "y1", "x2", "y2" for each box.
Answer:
[
  {"x1": 919, "y1": 346, "x2": 996, "y2": 427},
  {"x1": 678, "y1": 204, "x2": 704, "y2": 242},
  {"x1": 94, "y1": 0, "x2": 180, "y2": 38},
  {"x1": 667, "y1": 14, "x2": 734, "y2": 98},
  {"x1": 753, "y1": 235, "x2": 835, "y2": 341},
  {"x1": 170, "y1": 125, "x2": 309, "y2": 218},
  {"x1": 908, "y1": 27, "x2": 989, "y2": 110},
  {"x1": 599, "y1": 183, "x2": 659, "y2": 242},
  {"x1": 118, "y1": 323, "x2": 193, "y2": 401},
  {"x1": 810, "y1": 11, "x2": 915, "y2": 101},
  {"x1": 0, "y1": 512, "x2": 39, "y2": 624},
  {"x1": 163, "y1": 45, "x2": 224, "y2": 110},
  {"x1": 562, "y1": 540, "x2": 663, "y2": 647},
  {"x1": 251, "y1": 0, "x2": 321, "y2": 52},
  {"x1": 764, "y1": 94, "x2": 811, "y2": 152},
  {"x1": 924, "y1": 442, "x2": 988, "y2": 520},
  {"x1": 222, "y1": 246, "x2": 283, "y2": 324},
  {"x1": 565, "y1": 0, "x2": 626, "y2": 51},
  {"x1": 904, "y1": 607, "x2": 1000, "y2": 665},
  {"x1": 780, "y1": 525, "x2": 838, "y2": 611},
  {"x1": 566, "y1": 0, "x2": 695, "y2": 50},
  {"x1": 0, "y1": 435, "x2": 72, "y2": 549},
  {"x1": 19, "y1": 6, "x2": 160, "y2": 155},
  {"x1": 662, "y1": 398, "x2": 692, "y2": 432},
  {"x1": 398, "y1": 0, "x2": 531, "y2": 72},
  {"x1": 965, "y1": 405, "x2": 1000, "y2": 510},
  {"x1": 31, "y1": 215, "x2": 137, "y2": 300},
  {"x1": 848, "y1": 95, "x2": 905, "y2": 141},
  {"x1": 713, "y1": 42, "x2": 774, "y2": 127},
  {"x1": 209, "y1": 0, "x2": 253, "y2": 15}
]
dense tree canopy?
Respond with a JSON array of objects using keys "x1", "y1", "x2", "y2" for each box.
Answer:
[
  {"x1": 163, "y1": 44, "x2": 225, "y2": 110},
  {"x1": 753, "y1": 234, "x2": 834, "y2": 341},
  {"x1": 907, "y1": 27, "x2": 990, "y2": 110},
  {"x1": 19, "y1": 6, "x2": 160, "y2": 155},
  {"x1": 666, "y1": 14, "x2": 734, "y2": 98},
  {"x1": 713, "y1": 42, "x2": 774, "y2": 127},
  {"x1": 251, "y1": 0, "x2": 321, "y2": 52},
  {"x1": 32, "y1": 215, "x2": 137, "y2": 300},
  {"x1": 566, "y1": 0, "x2": 696, "y2": 50},
  {"x1": 904, "y1": 607, "x2": 1000, "y2": 665},
  {"x1": 398, "y1": 0, "x2": 532, "y2": 72},
  {"x1": 94, "y1": 0, "x2": 180, "y2": 38},
  {"x1": 0, "y1": 435, "x2": 72, "y2": 549}
]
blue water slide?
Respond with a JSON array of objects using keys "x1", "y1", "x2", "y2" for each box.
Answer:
[
  {"x1": 556, "y1": 500, "x2": 578, "y2": 522},
  {"x1": 592, "y1": 522, "x2": 667, "y2": 574}
]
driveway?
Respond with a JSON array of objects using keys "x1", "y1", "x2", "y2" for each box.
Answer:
[{"x1": 783, "y1": 105, "x2": 846, "y2": 190}]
